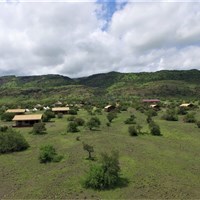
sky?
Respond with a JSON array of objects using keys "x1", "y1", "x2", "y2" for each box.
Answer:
[{"x1": 0, "y1": 0, "x2": 200, "y2": 77}]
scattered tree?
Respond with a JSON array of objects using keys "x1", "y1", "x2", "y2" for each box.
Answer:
[
  {"x1": 0, "y1": 128, "x2": 29, "y2": 153},
  {"x1": 39, "y1": 144, "x2": 63, "y2": 163},
  {"x1": 83, "y1": 142, "x2": 94, "y2": 160},
  {"x1": 107, "y1": 111, "x2": 117, "y2": 123},
  {"x1": 124, "y1": 114, "x2": 136, "y2": 124},
  {"x1": 67, "y1": 121, "x2": 79, "y2": 133},
  {"x1": 162, "y1": 109, "x2": 178, "y2": 121},
  {"x1": 1, "y1": 112, "x2": 15, "y2": 122},
  {"x1": 57, "y1": 113, "x2": 63, "y2": 119},
  {"x1": 128, "y1": 125, "x2": 138, "y2": 136},
  {"x1": 83, "y1": 151, "x2": 121, "y2": 190},
  {"x1": 87, "y1": 117, "x2": 101, "y2": 130},
  {"x1": 149, "y1": 121, "x2": 162, "y2": 136},
  {"x1": 183, "y1": 112, "x2": 196, "y2": 123},
  {"x1": 31, "y1": 122, "x2": 46, "y2": 135}
]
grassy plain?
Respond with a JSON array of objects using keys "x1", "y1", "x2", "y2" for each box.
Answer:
[{"x1": 1, "y1": 108, "x2": 200, "y2": 199}]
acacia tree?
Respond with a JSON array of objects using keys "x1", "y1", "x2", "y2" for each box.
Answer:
[
  {"x1": 83, "y1": 142, "x2": 94, "y2": 160},
  {"x1": 86, "y1": 117, "x2": 101, "y2": 130},
  {"x1": 83, "y1": 151, "x2": 121, "y2": 190}
]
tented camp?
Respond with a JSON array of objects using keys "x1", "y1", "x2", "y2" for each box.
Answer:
[
  {"x1": 149, "y1": 104, "x2": 160, "y2": 110},
  {"x1": 142, "y1": 99, "x2": 160, "y2": 103},
  {"x1": 180, "y1": 103, "x2": 194, "y2": 108},
  {"x1": 12, "y1": 114, "x2": 43, "y2": 127},
  {"x1": 6, "y1": 109, "x2": 26, "y2": 115},
  {"x1": 52, "y1": 107, "x2": 70, "y2": 114},
  {"x1": 104, "y1": 105, "x2": 116, "y2": 112}
]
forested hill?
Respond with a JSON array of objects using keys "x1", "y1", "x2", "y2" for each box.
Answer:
[
  {"x1": 78, "y1": 69, "x2": 200, "y2": 88},
  {"x1": 0, "y1": 69, "x2": 200, "y2": 101}
]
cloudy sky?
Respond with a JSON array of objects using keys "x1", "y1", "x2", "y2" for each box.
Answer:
[{"x1": 0, "y1": 0, "x2": 200, "y2": 77}]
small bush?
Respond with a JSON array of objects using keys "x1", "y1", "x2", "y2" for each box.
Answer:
[
  {"x1": 69, "y1": 109, "x2": 77, "y2": 115},
  {"x1": 149, "y1": 121, "x2": 161, "y2": 136},
  {"x1": 177, "y1": 107, "x2": 188, "y2": 115},
  {"x1": 0, "y1": 129, "x2": 29, "y2": 153},
  {"x1": 162, "y1": 109, "x2": 178, "y2": 121},
  {"x1": 87, "y1": 117, "x2": 101, "y2": 130},
  {"x1": 83, "y1": 151, "x2": 121, "y2": 190},
  {"x1": 1, "y1": 112, "x2": 15, "y2": 122},
  {"x1": 57, "y1": 113, "x2": 63, "y2": 119},
  {"x1": 43, "y1": 110, "x2": 55, "y2": 122},
  {"x1": 128, "y1": 125, "x2": 138, "y2": 136},
  {"x1": 74, "y1": 117, "x2": 85, "y2": 126},
  {"x1": 0, "y1": 125, "x2": 8, "y2": 132},
  {"x1": 107, "y1": 112, "x2": 117, "y2": 123},
  {"x1": 67, "y1": 122, "x2": 79, "y2": 133},
  {"x1": 39, "y1": 144, "x2": 63, "y2": 163},
  {"x1": 31, "y1": 122, "x2": 46, "y2": 135},
  {"x1": 196, "y1": 121, "x2": 200, "y2": 128},
  {"x1": 124, "y1": 114, "x2": 136, "y2": 124},
  {"x1": 67, "y1": 116, "x2": 76, "y2": 121},
  {"x1": 183, "y1": 112, "x2": 196, "y2": 123}
]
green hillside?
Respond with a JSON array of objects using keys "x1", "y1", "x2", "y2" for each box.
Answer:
[{"x1": 0, "y1": 70, "x2": 200, "y2": 106}]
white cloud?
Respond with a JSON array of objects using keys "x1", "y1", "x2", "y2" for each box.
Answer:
[{"x1": 0, "y1": 1, "x2": 200, "y2": 77}]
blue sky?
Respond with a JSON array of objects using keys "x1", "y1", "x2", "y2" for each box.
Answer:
[{"x1": 96, "y1": 0, "x2": 127, "y2": 30}]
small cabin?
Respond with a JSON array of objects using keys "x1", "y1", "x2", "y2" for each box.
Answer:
[
  {"x1": 6, "y1": 109, "x2": 26, "y2": 115},
  {"x1": 104, "y1": 105, "x2": 115, "y2": 112},
  {"x1": 12, "y1": 114, "x2": 43, "y2": 127},
  {"x1": 149, "y1": 104, "x2": 160, "y2": 110},
  {"x1": 180, "y1": 103, "x2": 194, "y2": 108},
  {"x1": 52, "y1": 107, "x2": 70, "y2": 114},
  {"x1": 142, "y1": 99, "x2": 160, "y2": 104}
]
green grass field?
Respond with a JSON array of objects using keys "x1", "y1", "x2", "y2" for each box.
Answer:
[{"x1": 1, "y1": 108, "x2": 200, "y2": 199}]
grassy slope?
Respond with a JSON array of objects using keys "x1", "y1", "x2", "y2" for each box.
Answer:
[{"x1": 1, "y1": 109, "x2": 200, "y2": 199}]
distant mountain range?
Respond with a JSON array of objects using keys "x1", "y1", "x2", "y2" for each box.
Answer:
[{"x1": 0, "y1": 70, "x2": 200, "y2": 104}]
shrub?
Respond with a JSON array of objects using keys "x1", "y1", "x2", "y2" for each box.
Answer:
[
  {"x1": 39, "y1": 144, "x2": 63, "y2": 163},
  {"x1": 1, "y1": 112, "x2": 15, "y2": 122},
  {"x1": 149, "y1": 121, "x2": 161, "y2": 136},
  {"x1": 107, "y1": 111, "x2": 117, "y2": 123},
  {"x1": 128, "y1": 125, "x2": 138, "y2": 136},
  {"x1": 0, "y1": 125, "x2": 8, "y2": 132},
  {"x1": 124, "y1": 114, "x2": 136, "y2": 124},
  {"x1": 196, "y1": 121, "x2": 200, "y2": 128},
  {"x1": 83, "y1": 151, "x2": 121, "y2": 190},
  {"x1": 0, "y1": 129, "x2": 29, "y2": 153},
  {"x1": 31, "y1": 122, "x2": 46, "y2": 135},
  {"x1": 183, "y1": 112, "x2": 196, "y2": 123},
  {"x1": 74, "y1": 117, "x2": 85, "y2": 126},
  {"x1": 69, "y1": 109, "x2": 77, "y2": 115},
  {"x1": 67, "y1": 122, "x2": 79, "y2": 133},
  {"x1": 57, "y1": 113, "x2": 63, "y2": 119},
  {"x1": 83, "y1": 143, "x2": 94, "y2": 160},
  {"x1": 87, "y1": 117, "x2": 101, "y2": 130},
  {"x1": 162, "y1": 109, "x2": 178, "y2": 121},
  {"x1": 43, "y1": 110, "x2": 55, "y2": 122},
  {"x1": 146, "y1": 109, "x2": 157, "y2": 117},
  {"x1": 177, "y1": 107, "x2": 188, "y2": 115},
  {"x1": 146, "y1": 115, "x2": 153, "y2": 124},
  {"x1": 67, "y1": 116, "x2": 76, "y2": 121}
]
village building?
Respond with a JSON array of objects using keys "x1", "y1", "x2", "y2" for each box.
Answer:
[
  {"x1": 6, "y1": 109, "x2": 26, "y2": 115},
  {"x1": 52, "y1": 107, "x2": 70, "y2": 114},
  {"x1": 150, "y1": 104, "x2": 160, "y2": 110},
  {"x1": 180, "y1": 103, "x2": 194, "y2": 108},
  {"x1": 142, "y1": 99, "x2": 160, "y2": 103},
  {"x1": 12, "y1": 114, "x2": 43, "y2": 127},
  {"x1": 104, "y1": 105, "x2": 116, "y2": 112}
]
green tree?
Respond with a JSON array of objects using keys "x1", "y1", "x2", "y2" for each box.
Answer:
[
  {"x1": 149, "y1": 121, "x2": 161, "y2": 136},
  {"x1": 1, "y1": 112, "x2": 15, "y2": 122},
  {"x1": 128, "y1": 125, "x2": 138, "y2": 136},
  {"x1": 83, "y1": 151, "x2": 121, "y2": 190},
  {"x1": 83, "y1": 142, "x2": 94, "y2": 160},
  {"x1": 67, "y1": 121, "x2": 79, "y2": 132},
  {"x1": 43, "y1": 110, "x2": 55, "y2": 122},
  {"x1": 162, "y1": 109, "x2": 178, "y2": 121},
  {"x1": 31, "y1": 122, "x2": 46, "y2": 135},
  {"x1": 183, "y1": 112, "x2": 196, "y2": 123},
  {"x1": 87, "y1": 117, "x2": 101, "y2": 130},
  {"x1": 0, "y1": 128, "x2": 29, "y2": 153},
  {"x1": 107, "y1": 112, "x2": 117, "y2": 123},
  {"x1": 39, "y1": 145, "x2": 63, "y2": 163}
]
